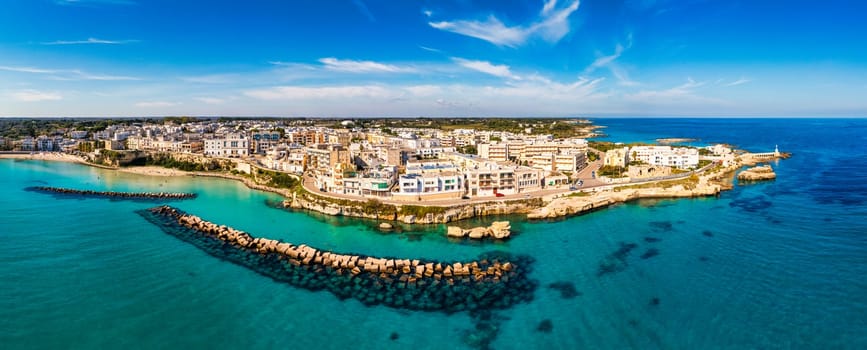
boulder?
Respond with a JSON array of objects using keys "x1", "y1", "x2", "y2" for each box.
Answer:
[
  {"x1": 446, "y1": 226, "x2": 466, "y2": 237},
  {"x1": 378, "y1": 222, "x2": 394, "y2": 230},
  {"x1": 489, "y1": 221, "x2": 511, "y2": 239},
  {"x1": 468, "y1": 227, "x2": 488, "y2": 239}
]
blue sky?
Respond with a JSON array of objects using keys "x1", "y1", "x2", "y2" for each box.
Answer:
[{"x1": 1, "y1": 0, "x2": 866, "y2": 117}]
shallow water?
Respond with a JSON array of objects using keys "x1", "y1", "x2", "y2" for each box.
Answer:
[{"x1": 2, "y1": 118, "x2": 866, "y2": 349}]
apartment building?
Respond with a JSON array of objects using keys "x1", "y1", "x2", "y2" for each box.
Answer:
[
  {"x1": 251, "y1": 131, "x2": 283, "y2": 155},
  {"x1": 204, "y1": 133, "x2": 249, "y2": 157},
  {"x1": 289, "y1": 130, "x2": 325, "y2": 145},
  {"x1": 342, "y1": 166, "x2": 397, "y2": 198},
  {"x1": 405, "y1": 159, "x2": 459, "y2": 174},
  {"x1": 477, "y1": 143, "x2": 509, "y2": 161},
  {"x1": 305, "y1": 144, "x2": 350, "y2": 173},
  {"x1": 394, "y1": 172, "x2": 463, "y2": 201},
  {"x1": 528, "y1": 152, "x2": 587, "y2": 172},
  {"x1": 630, "y1": 146, "x2": 699, "y2": 169},
  {"x1": 465, "y1": 162, "x2": 543, "y2": 197},
  {"x1": 326, "y1": 131, "x2": 351, "y2": 146}
]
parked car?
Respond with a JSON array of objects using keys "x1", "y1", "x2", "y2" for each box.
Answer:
[{"x1": 495, "y1": 193, "x2": 505, "y2": 197}]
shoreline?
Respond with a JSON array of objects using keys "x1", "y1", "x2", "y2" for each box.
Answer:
[{"x1": 2, "y1": 150, "x2": 788, "y2": 224}]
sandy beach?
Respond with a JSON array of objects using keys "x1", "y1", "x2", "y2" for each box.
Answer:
[
  {"x1": 0, "y1": 152, "x2": 89, "y2": 164},
  {"x1": 0, "y1": 152, "x2": 198, "y2": 177},
  {"x1": 115, "y1": 166, "x2": 192, "y2": 177}
]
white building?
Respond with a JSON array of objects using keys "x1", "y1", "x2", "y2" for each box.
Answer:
[
  {"x1": 394, "y1": 172, "x2": 463, "y2": 201},
  {"x1": 204, "y1": 133, "x2": 249, "y2": 157},
  {"x1": 343, "y1": 166, "x2": 397, "y2": 198},
  {"x1": 629, "y1": 146, "x2": 699, "y2": 169},
  {"x1": 465, "y1": 162, "x2": 543, "y2": 197}
]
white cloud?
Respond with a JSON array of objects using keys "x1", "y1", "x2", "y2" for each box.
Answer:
[
  {"x1": 135, "y1": 101, "x2": 180, "y2": 108},
  {"x1": 70, "y1": 70, "x2": 139, "y2": 81},
  {"x1": 429, "y1": 0, "x2": 580, "y2": 47},
  {"x1": 610, "y1": 66, "x2": 639, "y2": 87},
  {"x1": 418, "y1": 45, "x2": 442, "y2": 53},
  {"x1": 42, "y1": 38, "x2": 137, "y2": 45},
  {"x1": 405, "y1": 85, "x2": 443, "y2": 97},
  {"x1": 318, "y1": 57, "x2": 415, "y2": 73},
  {"x1": 623, "y1": 78, "x2": 723, "y2": 106},
  {"x1": 0, "y1": 64, "x2": 139, "y2": 81},
  {"x1": 584, "y1": 42, "x2": 640, "y2": 86},
  {"x1": 181, "y1": 74, "x2": 237, "y2": 84},
  {"x1": 542, "y1": 0, "x2": 559, "y2": 15},
  {"x1": 11, "y1": 90, "x2": 63, "y2": 102},
  {"x1": 492, "y1": 75, "x2": 606, "y2": 100},
  {"x1": 195, "y1": 97, "x2": 226, "y2": 105},
  {"x1": 352, "y1": 0, "x2": 376, "y2": 22},
  {"x1": 245, "y1": 85, "x2": 397, "y2": 100},
  {"x1": 452, "y1": 58, "x2": 520, "y2": 80},
  {"x1": 585, "y1": 44, "x2": 624, "y2": 73},
  {"x1": 0, "y1": 66, "x2": 58, "y2": 74},
  {"x1": 725, "y1": 78, "x2": 751, "y2": 87}
]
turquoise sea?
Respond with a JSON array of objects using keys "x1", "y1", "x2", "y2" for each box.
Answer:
[{"x1": 2, "y1": 118, "x2": 866, "y2": 349}]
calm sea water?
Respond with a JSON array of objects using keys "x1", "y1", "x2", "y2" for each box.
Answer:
[{"x1": 2, "y1": 118, "x2": 866, "y2": 349}]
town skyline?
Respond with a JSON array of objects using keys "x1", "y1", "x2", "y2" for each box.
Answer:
[{"x1": 2, "y1": 0, "x2": 866, "y2": 117}]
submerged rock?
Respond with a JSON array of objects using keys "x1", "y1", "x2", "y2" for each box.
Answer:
[
  {"x1": 536, "y1": 319, "x2": 553, "y2": 333},
  {"x1": 729, "y1": 195, "x2": 773, "y2": 212},
  {"x1": 649, "y1": 221, "x2": 674, "y2": 232},
  {"x1": 702, "y1": 230, "x2": 714, "y2": 237},
  {"x1": 597, "y1": 242, "x2": 638, "y2": 277},
  {"x1": 640, "y1": 248, "x2": 659, "y2": 260},
  {"x1": 463, "y1": 309, "x2": 509, "y2": 350},
  {"x1": 378, "y1": 222, "x2": 393, "y2": 230},
  {"x1": 547, "y1": 281, "x2": 582, "y2": 299}
]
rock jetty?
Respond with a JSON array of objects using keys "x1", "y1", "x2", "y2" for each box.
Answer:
[
  {"x1": 26, "y1": 186, "x2": 196, "y2": 200},
  {"x1": 446, "y1": 221, "x2": 512, "y2": 240},
  {"x1": 737, "y1": 165, "x2": 776, "y2": 182},
  {"x1": 139, "y1": 206, "x2": 536, "y2": 312}
]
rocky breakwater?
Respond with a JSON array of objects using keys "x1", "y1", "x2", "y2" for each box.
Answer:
[
  {"x1": 738, "y1": 165, "x2": 776, "y2": 182},
  {"x1": 26, "y1": 186, "x2": 196, "y2": 200},
  {"x1": 446, "y1": 221, "x2": 512, "y2": 240},
  {"x1": 139, "y1": 206, "x2": 536, "y2": 312}
]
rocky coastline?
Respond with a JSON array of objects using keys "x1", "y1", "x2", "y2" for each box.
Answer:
[
  {"x1": 25, "y1": 186, "x2": 197, "y2": 200},
  {"x1": 139, "y1": 205, "x2": 537, "y2": 312},
  {"x1": 527, "y1": 184, "x2": 721, "y2": 219},
  {"x1": 283, "y1": 193, "x2": 540, "y2": 224}
]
